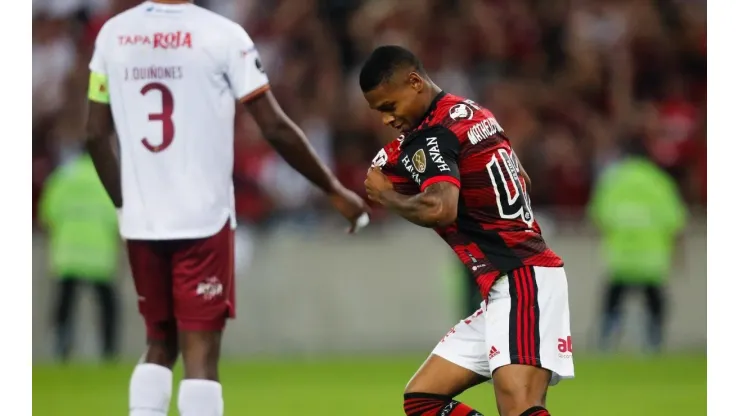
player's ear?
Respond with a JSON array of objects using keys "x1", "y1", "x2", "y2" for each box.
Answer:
[{"x1": 408, "y1": 72, "x2": 424, "y2": 92}]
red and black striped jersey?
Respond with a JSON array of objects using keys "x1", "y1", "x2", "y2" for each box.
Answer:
[{"x1": 372, "y1": 92, "x2": 563, "y2": 299}]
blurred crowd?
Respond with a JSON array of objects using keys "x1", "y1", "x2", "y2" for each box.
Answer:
[{"x1": 33, "y1": 0, "x2": 706, "y2": 227}]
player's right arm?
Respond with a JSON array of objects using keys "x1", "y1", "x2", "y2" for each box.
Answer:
[
  {"x1": 85, "y1": 25, "x2": 122, "y2": 208},
  {"x1": 225, "y1": 26, "x2": 369, "y2": 231}
]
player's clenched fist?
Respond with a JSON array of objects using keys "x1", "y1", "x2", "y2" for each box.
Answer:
[{"x1": 364, "y1": 166, "x2": 393, "y2": 204}]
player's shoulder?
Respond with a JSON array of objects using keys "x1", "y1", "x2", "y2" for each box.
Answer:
[
  {"x1": 100, "y1": 3, "x2": 249, "y2": 40},
  {"x1": 434, "y1": 94, "x2": 494, "y2": 125},
  {"x1": 187, "y1": 5, "x2": 248, "y2": 35},
  {"x1": 429, "y1": 93, "x2": 505, "y2": 146},
  {"x1": 99, "y1": 2, "x2": 151, "y2": 30}
]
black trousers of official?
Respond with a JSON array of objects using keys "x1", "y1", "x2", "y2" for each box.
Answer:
[
  {"x1": 52, "y1": 277, "x2": 119, "y2": 361},
  {"x1": 599, "y1": 279, "x2": 667, "y2": 352}
]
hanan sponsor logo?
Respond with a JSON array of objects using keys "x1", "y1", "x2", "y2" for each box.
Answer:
[
  {"x1": 118, "y1": 31, "x2": 193, "y2": 49},
  {"x1": 412, "y1": 149, "x2": 427, "y2": 173},
  {"x1": 467, "y1": 117, "x2": 504, "y2": 145},
  {"x1": 449, "y1": 103, "x2": 474, "y2": 121},
  {"x1": 401, "y1": 154, "x2": 422, "y2": 185},
  {"x1": 425, "y1": 137, "x2": 451, "y2": 172},
  {"x1": 196, "y1": 277, "x2": 223, "y2": 300}
]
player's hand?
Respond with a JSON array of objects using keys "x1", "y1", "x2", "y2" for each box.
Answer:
[
  {"x1": 365, "y1": 166, "x2": 394, "y2": 204},
  {"x1": 328, "y1": 185, "x2": 371, "y2": 234}
]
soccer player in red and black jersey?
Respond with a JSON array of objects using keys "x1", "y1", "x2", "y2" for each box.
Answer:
[{"x1": 362, "y1": 46, "x2": 574, "y2": 416}]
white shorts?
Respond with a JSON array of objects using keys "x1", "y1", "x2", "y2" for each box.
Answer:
[{"x1": 431, "y1": 266, "x2": 575, "y2": 386}]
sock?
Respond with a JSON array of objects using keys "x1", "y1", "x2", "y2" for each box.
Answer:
[
  {"x1": 129, "y1": 363, "x2": 172, "y2": 416},
  {"x1": 404, "y1": 393, "x2": 483, "y2": 416},
  {"x1": 520, "y1": 406, "x2": 551, "y2": 416},
  {"x1": 178, "y1": 379, "x2": 224, "y2": 416}
]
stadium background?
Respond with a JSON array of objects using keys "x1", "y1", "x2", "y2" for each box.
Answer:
[{"x1": 32, "y1": 0, "x2": 706, "y2": 414}]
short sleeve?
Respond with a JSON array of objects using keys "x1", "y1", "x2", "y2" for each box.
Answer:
[
  {"x1": 225, "y1": 26, "x2": 270, "y2": 103},
  {"x1": 88, "y1": 24, "x2": 108, "y2": 75},
  {"x1": 402, "y1": 127, "x2": 461, "y2": 191},
  {"x1": 88, "y1": 23, "x2": 110, "y2": 103}
]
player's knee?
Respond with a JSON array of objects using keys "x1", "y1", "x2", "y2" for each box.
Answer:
[
  {"x1": 403, "y1": 375, "x2": 421, "y2": 395},
  {"x1": 180, "y1": 330, "x2": 222, "y2": 380},
  {"x1": 492, "y1": 365, "x2": 549, "y2": 416},
  {"x1": 402, "y1": 373, "x2": 437, "y2": 395},
  {"x1": 145, "y1": 337, "x2": 179, "y2": 368}
]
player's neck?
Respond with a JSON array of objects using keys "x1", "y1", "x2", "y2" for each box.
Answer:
[{"x1": 421, "y1": 84, "x2": 443, "y2": 112}]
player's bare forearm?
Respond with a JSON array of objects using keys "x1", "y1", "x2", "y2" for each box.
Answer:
[
  {"x1": 244, "y1": 91, "x2": 340, "y2": 194},
  {"x1": 263, "y1": 120, "x2": 342, "y2": 192},
  {"x1": 86, "y1": 102, "x2": 122, "y2": 207},
  {"x1": 378, "y1": 182, "x2": 459, "y2": 228}
]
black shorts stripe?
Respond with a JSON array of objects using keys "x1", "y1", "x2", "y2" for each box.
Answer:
[
  {"x1": 508, "y1": 268, "x2": 522, "y2": 364},
  {"x1": 507, "y1": 266, "x2": 541, "y2": 366},
  {"x1": 527, "y1": 266, "x2": 542, "y2": 366}
]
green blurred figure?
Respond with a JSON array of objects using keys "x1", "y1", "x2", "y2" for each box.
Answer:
[
  {"x1": 39, "y1": 152, "x2": 121, "y2": 361},
  {"x1": 588, "y1": 141, "x2": 687, "y2": 353}
]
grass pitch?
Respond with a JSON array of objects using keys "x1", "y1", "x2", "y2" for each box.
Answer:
[{"x1": 33, "y1": 354, "x2": 706, "y2": 415}]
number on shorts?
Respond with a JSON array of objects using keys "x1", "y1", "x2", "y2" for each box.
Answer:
[
  {"x1": 486, "y1": 148, "x2": 534, "y2": 226},
  {"x1": 140, "y1": 82, "x2": 175, "y2": 153}
]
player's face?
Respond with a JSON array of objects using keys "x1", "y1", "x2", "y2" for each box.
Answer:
[{"x1": 364, "y1": 72, "x2": 427, "y2": 135}]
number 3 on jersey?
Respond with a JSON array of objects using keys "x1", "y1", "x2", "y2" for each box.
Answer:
[
  {"x1": 486, "y1": 148, "x2": 534, "y2": 227},
  {"x1": 141, "y1": 82, "x2": 175, "y2": 153}
]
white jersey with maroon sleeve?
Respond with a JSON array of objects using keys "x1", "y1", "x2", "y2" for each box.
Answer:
[{"x1": 88, "y1": 1, "x2": 269, "y2": 240}]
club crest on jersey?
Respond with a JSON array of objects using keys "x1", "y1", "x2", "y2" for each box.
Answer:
[
  {"x1": 372, "y1": 149, "x2": 388, "y2": 168},
  {"x1": 412, "y1": 149, "x2": 427, "y2": 173},
  {"x1": 449, "y1": 103, "x2": 474, "y2": 121}
]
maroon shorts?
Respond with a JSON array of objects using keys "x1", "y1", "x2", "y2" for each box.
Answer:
[{"x1": 126, "y1": 222, "x2": 235, "y2": 340}]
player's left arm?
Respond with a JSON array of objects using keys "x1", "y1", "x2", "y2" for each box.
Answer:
[
  {"x1": 85, "y1": 26, "x2": 122, "y2": 208},
  {"x1": 368, "y1": 127, "x2": 461, "y2": 228},
  {"x1": 374, "y1": 180, "x2": 459, "y2": 228}
]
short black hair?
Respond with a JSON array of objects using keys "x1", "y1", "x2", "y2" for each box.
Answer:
[{"x1": 359, "y1": 45, "x2": 425, "y2": 92}]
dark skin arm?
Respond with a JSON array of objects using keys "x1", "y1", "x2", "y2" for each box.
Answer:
[
  {"x1": 512, "y1": 152, "x2": 532, "y2": 191},
  {"x1": 86, "y1": 102, "x2": 122, "y2": 208},
  {"x1": 365, "y1": 166, "x2": 459, "y2": 228},
  {"x1": 520, "y1": 164, "x2": 532, "y2": 191},
  {"x1": 244, "y1": 90, "x2": 369, "y2": 230},
  {"x1": 243, "y1": 90, "x2": 339, "y2": 193}
]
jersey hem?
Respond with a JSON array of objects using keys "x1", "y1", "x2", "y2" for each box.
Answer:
[{"x1": 119, "y1": 212, "x2": 235, "y2": 241}]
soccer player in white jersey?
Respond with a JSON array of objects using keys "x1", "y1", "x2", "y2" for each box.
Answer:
[{"x1": 84, "y1": 1, "x2": 369, "y2": 415}]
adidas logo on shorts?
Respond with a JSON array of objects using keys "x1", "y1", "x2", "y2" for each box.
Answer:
[{"x1": 488, "y1": 345, "x2": 500, "y2": 359}]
